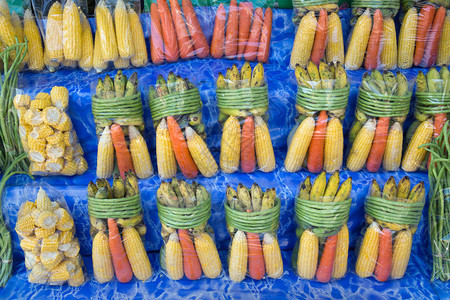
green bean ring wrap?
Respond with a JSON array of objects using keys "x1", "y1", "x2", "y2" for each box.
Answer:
[
  {"x1": 352, "y1": 0, "x2": 399, "y2": 9},
  {"x1": 149, "y1": 88, "x2": 202, "y2": 121},
  {"x1": 92, "y1": 92, "x2": 143, "y2": 121},
  {"x1": 157, "y1": 196, "x2": 211, "y2": 230},
  {"x1": 357, "y1": 89, "x2": 412, "y2": 118},
  {"x1": 296, "y1": 84, "x2": 350, "y2": 112},
  {"x1": 217, "y1": 86, "x2": 269, "y2": 111},
  {"x1": 365, "y1": 196, "x2": 425, "y2": 226},
  {"x1": 415, "y1": 92, "x2": 450, "y2": 115},
  {"x1": 88, "y1": 194, "x2": 142, "y2": 219}
]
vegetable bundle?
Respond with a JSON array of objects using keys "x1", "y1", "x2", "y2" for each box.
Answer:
[
  {"x1": 352, "y1": 0, "x2": 400, "y2": 19},
  {"x1": 15, "y1": 187, "x2": 85, "y2": 286},
  {"x1": 157, "y1": 179, "x2": 222, "y2": 280},
  {"x1": 346, "y1": 71, "x2": 412, "y2": 172},
  {"x1": 293, "y1": 172, "x2": 352, "y2": 282},
  {"x1": 217, "y1": 62, "x2": 274, "y2": 174},
  {"x1": 225, "y1": 183, "x2": 282, "y2": 282},
  {"x1": 211, "y1": 0, "x2": 273, "y2": 63},
  {"x1": 93, "y1": 71, "x2": 153, "y2": 179},
  {"x1": 356, "y1": 177, "x2": 425, "y2": 281},
  {"x1": 88, "y1": 172, "x2": 153, "y2": 283},
  {"x1": 285, "y1": 61, "x2": 349, "y2": 173},
  {"x1": 149, "y1": 72, "x2": 217, "y2": 179},
  {"x1": 291, "y1": 1, "x2": 339, "y2": 26},
  {"x1": 402, "y1": 67, "x2": 449, "y2": 172}
]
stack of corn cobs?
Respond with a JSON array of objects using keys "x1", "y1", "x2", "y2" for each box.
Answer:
[
  {"x1": 157, "y1": 179, "x2": 222, "y2": 280},
  {"x1": 89, "y1": 172, "x2": 153, "y2": 283},
  {"x1": 356, "y1": 176, "x2": 425, "y2": 281},
  {"x1": 285, "y1": 61, "x2": 348, "y2": 173}
]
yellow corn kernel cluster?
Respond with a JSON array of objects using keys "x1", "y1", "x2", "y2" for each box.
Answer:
[
  {"x1": 92, "y1": 231, "x2": 114, "y2": 283},
  {"x1": 129, "y1": 125, "x2": 154, "y2": 179},
  {"x1": 381, "y1": 18, "x2": 397, "y2": 70},
  {"x1": 220, "y1": 116, "x2": 241, "y2": 173},
  {"x1": 437, "y1": 14, "x2": 450, "y2": 66},
  {"x1": 262, "y1": 233, "x2": 283, "y2": 279},
  {"x1": 122, "y1": 227, "x2": 153, "y2": 281},
  {"x1": 194, "y1": 232, "x2": 222, "y2": 279},
  {"x1": 355, "y1": 222, "x2": 380, "y2": 278},
  {"x1": 324, "y1": 117, "x2": 343, "y2": 173},
  {"x1": 97, "y1": 126, "x2": 114, "y2": 178},
  {"x1": 345, "y1": 9, "x2": 372, "y2": 70},
  {"x1": 383, "y1": 122, "x2": 403, "y2": 171},
  {"x1": 23, "y1": 9, "x2": 44, "y2": 71},
  {"x1": 0, "y1": 9, "x2": 18, "y2": 56},
  {"x1": 398, "y1": 8, "x2": 418, "y2": 69},
  {"x1": 229, "y1": 230, "x2": 248, "y2": 282},
  {"x1": 186, "y1": 126, "x2": 218, "y2": 177},
  {"x1": 115, "y1": 0, "x2": 133, "y2": 59},
  {"x1": 46, "y1": 2, "x2": 64, "y2": 62},
  {"x1": 254, "y1": 116, "x2": 275, "y2": 172},
  {"x1": 156, "y1": 118, "x2": 177, "y2": 179},
  {"x1": 79, "y1": 12, "x2": 93, "y2": 71},
  {"x1": 165, "y1": 232, "x2": 184, "y2": 280},
  {"x1": 93, "y1": 30, "x2": 107, "y2": 72},
  {"x1": 332, "y1": 225, "x2": 349, "y2": 279},
  {"x1": 402, "y1": 119, "x2": 433, "y2": 172},
  {"x1": 391, "y1": 229, "x2": 412, "y2": 279},
  {"x1": 326, "y1": 12, "x2": 344, "y2": 64},
  {"x1": 347, "y1": 119, "x2": 376, "y2": 172},
  {"x1": 95, "y1": 0, "x2": 118, "y2": 62},
  {"x1": 285, "y1": 117, "x2": 315, "y2": 173},
  {"x1": 62, "y1": 0, "x2": 82, "y2": 61},
  {"x1": 129, "y1": 7, "x2": 148, "y2": 67},
  {"x1": 297, "y1": 230, "x2": 319, "y2": 279},
  {"x1": 290, "y1": 11, "x2": 317, "y2": 68}
]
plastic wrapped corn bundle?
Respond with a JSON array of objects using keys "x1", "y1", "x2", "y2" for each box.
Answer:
[
  {"x1": 285, "y1": 61, "x2": 349, "y2": 174},
  {"x1": 15, "y1": 186, "x2": 85, "y2": 286},
  {"x1": 352, "y1": 0, "x2": 400, "y2": 19},
  {"x1": 15, "y1": 87, "x2": 88, "y2": 176},
  {"x1": 292, "y1": 172, "x2": 352, "y2": 282},
  {"x1": 87, "y1": 171, "x2": 153, "y2": 283},
  {"x1": 157, "y1": 179, "x2": 222, "y2": 280},
  {"x1": 149, "y1": 73, "x2": 217, "y2": 179},
  {"x1": 346, "y1": 70, "x2": 413, "y2": 172},
  {"x1": 216, "y1": 62, "x2": 275, "y2": 174},
  {"x1": 291, "y1": 0, "x2": 339, "y2": 26},
  {"x1": 400, "y1": 0, "x2": 450, "y2": 21},
  {"x1": 355, "y1": 176, "x2": 425, "y2": 281}
]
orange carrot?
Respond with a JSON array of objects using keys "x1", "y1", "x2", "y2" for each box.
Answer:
[
  {"x1": 210, "y1": 4, "x2": 227, "y2": 58},
  {"x1": 150, "y1": 3, "x2": 165, "y2": 64},
  {"x1": 374, "y1": 228, "x2": 392, "y2": 282},
  {"x1": 166, "y1": 116, "x2": 198, "y2": 178},
  {"x1": 178, "y1": 229, "x2": 202, "y2": 280},
  {"x1": 157, "y1": 0, "x2": 179, "y2": 62},
  {"x1": 225, "y1": 0, "x2": 239, "y2": 58},
  {"x1": 182, "y1": 0, "x2": 209, "y2": 58},
  {"x1": 110, "y1": 124, "x2": 134, "y2": 180},
  {"x1": 316, "y1": 234, "x2": 338, "y2": 283},
  {"x1": 310, "y1": 9, "x2": 328, "y2": 66},
  {"x1": 307, "y1": 110, "x2": 328, "y2": 173},
  {"x1": 237, "y1": 2, "x2": 253, "y2": 59},
  {"x1": 108, "y1": 218, "x2": 133, "y2": 283},
  {"x1": 241, "y1": 116, "x2": 256, "y2": 173},
  {"x1": 169, "y1": 0, "x2": 194, "y2": 60},
  {"x1": 428, "y1": 113, "x2": 448, "y2": 169},
  {"x1": 413, "y1": 4, "x2": 436, "y2": 66},
  {"x1": 244, "y1": 7, "x2": 264, "y2": 61},
  {"x1": 366, "y1": 117, "x2": 390, "y2": 172},
  {"x1": 364, "y1": 9, "x2": 383, "y2": 70},
  {"x1": 257, "y1": 7, "x2": 273, "y2": 63},
  {"x1": 422, "y1": 6, "x2": 446, "y2": 67},
  {"x1": 247, "y1": 232, "x2": 265, "y2": 280}
]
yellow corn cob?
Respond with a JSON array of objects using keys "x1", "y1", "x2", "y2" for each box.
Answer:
[
  {"x1": 332, "y1": 224, "x2": 349, "y2": 279},
  {"x1": 42, "y1": 106, "x2": 62, "y2": 126},
  {"x1": 74, "y1": 155, "x2": 88, "y2": 175},
  {"x1": 185, "y1": 126, "x2": 218, "y2": 177},
  {"x1": 29, "y1": 149, "x2": 46, "y2": 163},
  {"x1": 92, "y1": 231, "x2": 114, "y2": 283},
  {"x1": 63, "y1": 146, "x2": 74, "y2": 160},
  {"x1": 36, "y1": 211, "x2": 58, "y2": 229},
  {"x1": 68, "y1": 267, "x2": 84, "y2": 287},
  {"x1": 129, "y1": 7, "x2": 148, "y2": 67},
  {"x1": 73, "y1": 143, "x2": 84, "y2": 156},
  {"x1": 54, "y1": 208, "x2": 74, "y2": 231},
  {"x1": 31, "y1": 263, "x2": 50, "y2": 281},
  {"x1": 59, "y1": 229, "x2": 74, "y2": 245},
  {"x1": 24, "y1": 108, "x2": 43, "y2": 126},
  {"x1": 19, "y1": 201, "x2": 36, "y2": 218},
  {"x1": 345, "y1": 9, "x2": 372, "y2": 70},
  {"x1": 0, "y1": 0, "x2": 9, "y2": 20},
  {"x1": 62, "y1": 0, "x2": 82, "y2": 60},
  {"x1": 383, "y1": 122, "x2": 403, "y2": 171},
  {"x1": 355, "y1": 222, "x2": 380, "y2": 278},
  {"x1": 156, "y1": 118, "x2": 177, "y2": 179},
  {"x1": 296, "y1": 230, "x2": 319, "y2": 279},
  {"x1": 381, "y1": 18, "x2": 397, "y2": 70},
  {"x1": 47, "y1": 131, "x2": 64, "y2": 145},
  {"x1": 326, "y1": 12, "x2": 344, "y2": 64},
  {"x1": 115, "y1": 0, "x2": 134, "y2": 59},
  {"x1": 95, "y1": 0, "x2": 118, "y2": 61},
  {"x1": 220, "y1": 116, "x2": 241, "y2": 174},
  {"x1": 122, "y1": 227, "x2": 153, "y2": 281},
  {"x1": 402, "y1": 119, "x2": 433, "y2": 172},
  {"x1": 284, "y1": 117, "x2": 315, "y2": 173},
  {"x1": 165, "y1": 232, "x2": 184, "y2": 280},
  {"x1": 129, "y1": 125, "x2": 154, "y2": 179},
  {"x1": 262, "y1": 233, "x2": 283, "y2": 279},
  {"x1": 44, "y1": 47, "x2": 60, "y2": 72},
  {"x1": 0, "y1": 12, "x2": 18, "y2": 55},
  {"x1": 50, "y1": 86, "x2": 69, "y2": 111},
  {"x1": 113, "y1": 57, "x2": 130, "y2": 69},
  {"x1": 290, "y1": 11, "x2": 317, "y2": 68},
  {"x1": 25, "y1": 251, "x2": 40, "y2": 270},
  {"x1": 64, "y1": 130, "x2": 77, "y2": 146},
  {"x1": 324, "y1": 117, "x2": 343, "y2": 173},
  {"x1": 347, "y1": 119, "x2": 376, "y2": 171},
  {"x1": 35, "y1": 227, "x2": 56, "y2": 239},
  {"x1": 398, "y1": 8, "x2": 418, "y2": 69},
  {"x1": 229, "y1": 230, "x2": 248, "y2": 282},
  {"x1": 254, "y1": 116, "x2": 275, "y2": 172},
  {"x1": 79, "y1": 11, "x2": 93, "y2": 71},
  {"x1": 13, "y1": 94, "x2": 31, "y2": 108},
  {"x1": 36, "y1": 188, "x2": 52, "y2": 211},
  {"x1": 28, "y1": 135, "x2": 46, "y2": 152},
  {"x1": 437, "y1": 14, "x2": 450, "y2": 66},
  {"x1": 194, "y1": 232, "x2": 222, "y2": 279},
  {"x1": 46, "y1": 141, "x2": 65, "y2": 159},
  {"x1": 391, "y1": 229, "x2": 413, "y2": 279},
  {"x1": 10, "y1": 11, "x2": 23, "y2": 43},
  {"x1": 45, "y1": 157, "x2": 65, "y2": 173},
  {"x1": 49, "y1": 261, "x2": 75, "y2": 282},
  {"x1": 54, "y1": 113, "x2": 72, "y2": 131},
  {"x1": 20, "y1": 236, "x2": 40, "y2": 253},
  {"x1": 93, "y1": 30, "x2": 107, "y2": 72},
  {"x1": 46, "y1": 2, "x2": 64, "y2": 62},
  {"x1": 41, "y1": 236, "x2": 60, "y2": 252},
  {"x1": 32, "y1": 124, "x2": 54, "y2": 139},
  {"x1": 97, "y1": 126, "x2": 114, "y2": 178}
]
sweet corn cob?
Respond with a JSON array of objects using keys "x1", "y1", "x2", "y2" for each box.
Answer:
[
  {"x1": 165, "y1": 232, "x2": 184, "y2": 280},
  {"x1": 31, "y1": 263, "x2": 50, "y2": 281},
  {"x1": 92, "y1": 231, "x2": 114, "y2": 283},
  {"x1": 345, "y1": 9, "x2": 372, "y2": 70},
  {"x1": 19, "y1": 201, "x2": 36, "y2": 218},
  {"x1": 398, "y1": 8, "x2": 418, "y2": 69},
  {"x1": 95, "y1": 0, "x2": 118, "y2": 61},
  {"x1": 42, "y1": 106, "x2": 62, "y2": 126},
  {"x1": 68, "y1": 267, "x2": 84, "y2": 287},
  {"x1": 129, "y1": 7, "x2": 148, "y2": 67},
  {"x1": 347, "y1": 119, "x2": 376, "y2": 172},
  {"x1": 185, "y1": 127, "x2": 218, "y2": 177},
  {"x1": 381, "y1": 18, "x2": 397, "y2": 70},
  {"x1": 437, "y1": 14, "x2": 450, "y2": 66},
  {"x1": 402, "y1": 119, "x2": 433, "y2": 172},
  {"x1": 129, "y1": 125, "x2": 153, "y2": 179},
  {"x1": 285, "y1": 117, "x2": 315, "y2": 173},
  {"x1": 20, "y1": 236, "x2": 39, "y2": 253},
  {"x1": 74, "y1": 155, "x2": 88, "y2": 175},
  {"x1": 30, "y1": 98, "x2": 52, "y2": 110},
  {"x1": 55, "y1": 208, "x2": 74, "y2": 231},
  {"x1": 46, "y1": 141, "x2": 65, "y2": 159},
  {"x1": 35, "y1": 227, "x2": 56, "y2": 239},
  {"x1": 113, "y1": 57, "x2": 129, "y2": 69},
  {"x1": 391, "y1": 229, "x2": 412, "y2": 279},
  {"x1": 24, "y1": 108, "x2": 43, "y2": 126},
  {"x1": 41, "y1": 236, "x2": 60, "y2": 252},
  {"x1": 31, "y1": 125, "x2": 54, "y2": 139},
  {"x1": 324, "y1": 117, "x2": 343, "y2": 173},
  {"x1": 263, "y1": 233, "x2": 283, "y2": 279},
  {"x1": 254, "y1": 116, "x2": 275, "y2": 172},
  {"x1": 0, "y1": 11, "x2": 18, "y2": 52},
  {"x1": 10, "y1": 11, "x2": 23, "y2": 43},
  {"x1": 383, "y1": 122, "x2": 403, "y2": 171},
  {"x1": 220, "y1": 116, "x2": 241, "y2": 174},
  {"x1": 93, "y1": 30, "x2": 107, "y2": 72},
  {"x1": 13, "y1": 94, "x2": 31, "y2": 108},
  {"x1": 59, "y1": 229, "x2": 74, "y2": 245},
  {"x1": 49, "y1": 261, "x2": 73, "y2": 282},
  {"x1": 63, "y1": 0, "x2": 82, "y2": 61},
  {"x1": 41, "y1": 251, "x2": 64, "y2": 270},
  {"x1": 28, "y1": 135, "x2": 46, "y2": 152},
  {"x1": 326, "y1": 12, "x2": 344, "y2": 64},
  {"x1": 194, "y1": 232, "x2": 222, "y2": 279},
  {"x1": 290, "y1": 11, "x2": 317, "y2": 68},
  {"x1": 44, "y1": 47, "x2": 60, "y2": 72},
  {"x1": 47, "y1": 131, "x2": 64, "y2": 145},
  {"x1": 79, "y1": 12, "x2": 93, "y2": 71},
  {"x1": 355, "y1": 222, "x2": 380, "y2": 278},
  {"x1": 30, "y1": 163, "x2": 46, "y2": 174},
  {"x1": 45, "y1": 157, "x2": 65, "y2": 172},
  {"x1": 25, "y1": 251, "x2": 40, "y2": 269},
  {"x1": 36, "y1": 211, "x2": 58, "y2": 229},
  {"x1": 114, "y1": 0, "x2": 133, "y2": 59},
  {"x1": 156, "y1": 118, "x2": 177, "y2": 179},
  {"x1": 229, "y1": 230, "x2": 248, "y2": 282},
  {"x1": 16, "y1": 215, "x2": 35, "y2": 236},
  {"x1": 297, "y1": 230, "x2": 319, "y2": 279},
  {"x1": 332, "y1": 224, "x2": 349, "y2": 279},
  {"x1": 50, "y1": 86, "x2": 69, "y2": 111},
  {"x1": 46, "y1": 2, "x2": 64, "y2": 62},
  {"x1": 122, "y1": 227, "x2": 153, "y2": 281},
  {"x1": 36, "y1": 188, "x2": 52, "y2": 211},
  {"x1": 0, "y1": 0, "x2": 9, "y2": 20}
]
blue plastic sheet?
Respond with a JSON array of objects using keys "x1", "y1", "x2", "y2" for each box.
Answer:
[{"x1": 0, "y1": 7, "x2": 448, "y2": 299}]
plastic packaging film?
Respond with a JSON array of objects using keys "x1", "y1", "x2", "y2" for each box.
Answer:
[{"x1": 291, "y1": 0, "x2": 339, "y2": 26}]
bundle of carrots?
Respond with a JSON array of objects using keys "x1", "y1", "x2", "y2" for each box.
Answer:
[
  {"x1": 210, "y1": 0, "x2": 273, "y2": 63},
  {"x1": 150, "y1": 0, "x2": 209, "y2": 63}
]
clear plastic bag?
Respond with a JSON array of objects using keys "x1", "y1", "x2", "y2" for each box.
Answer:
[
  {"x1": 285, "y1": 61, "x2": 349, "y2": 173},
  {"x1": 14, "y1": 185, "x2": 85, "y2": 286},
  {"x1": 87, "y1": 172, "x2": 153, "y2": 283},
  {"x1": 149, "y1": 73, "x2": 218, "y2": 179},
  {"x1": 157, "y1": 179, "x2": 222, "y2": 280},
  {"x1": 216, "y1": 62, "x2": 275, "y2": 174},
  {"x1": 292, "y1": 172, "x2": 352, "y2": 282},
  {"x1": 291, "y1": 0, "x2": 339, "y2": 26},
  {"x1": 355, "y1": 177, "x2": 425, "y2": 281},
  {"x1": 225, "y1": 183, "x2": 283, "y2": 282},
  {"x1": 14, "y1": 86, "x2": 88, "y2": 176},
  {"x1": 346, "y1": 70, "x2": 413, "y2": 172}
]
